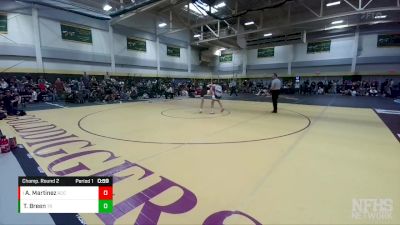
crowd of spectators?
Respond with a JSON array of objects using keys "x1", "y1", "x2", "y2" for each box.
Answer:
[
  {"x1": 236, "y1": 78, "x2": 399, "y2": 98},
  {"x1": 1, "y1": 74, "x2": 399, "y2": 117},
  {"x1": 297, "y1": 79, "x2": 398, "y2": 97},
  {"x1": 0, "y1": 75, "x2": 200, "y2": 103},
  {"x1": 0, "y1": 75, "x2": 209, "y2": 116}
]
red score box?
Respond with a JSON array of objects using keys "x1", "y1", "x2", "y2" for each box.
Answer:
[{"x1": 99, "y1": 186, "x2": 113, "y2": 200}]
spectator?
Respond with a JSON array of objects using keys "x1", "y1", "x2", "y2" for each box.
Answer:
[
  {"x1": 317, "y1": 86, "x2": 324, "y2": 95},
  {"x1": 2, "y1": 90, "x2": 18, "y2": 115},
  {"x1": 30, "y1": 89, "x2": 38, "y2": 102},
  {"x1": 369, "y1": 87, "x2": 378, "y2": 96},
  {"x1": 332, "y1": 81, "x2": 337, "y2": 94},
  {"x1": 0, "y1": 79, "x2": 8, "y2": 90},
  {"x1": 54, "y1": 78, "x2": 64, "y2": 100},
  {"x1": 165, "y1": 85, "x2": 174, "y2": 99}
]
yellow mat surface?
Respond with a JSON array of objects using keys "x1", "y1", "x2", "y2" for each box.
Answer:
[{"x1": 2, "y1": 99, "x2": 399, "y2": 225}]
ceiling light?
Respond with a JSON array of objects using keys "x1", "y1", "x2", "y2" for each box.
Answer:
[
  {"x1": 185, "y1": 2, "x2": 218, "y2": 16},
  {"x1": 264, "y1": 33, "x2": 272, "y2": 37},
  {"x1": 158, "y1": 23, "x2": 167, "y2": 28},
  {"x1": 375, "y1": 15, "x2": 387, "y2": 19},
  {"x1": 244, "y1": 21, "x2": 255, "y2": 26},
  {"x1": 194, "y1": 34, "x2": 201, "y2": 38},
  {"x1": 326, "y1": 24, "x2": 348, "y2": 30},
  {"x1": 326, "y1": 1, "x2": 341, "y2": 7},
  {"x1": 103, "y1": 4, "x2": 112, "y2": 11},
  {"x1": 331, "y1": 20, "x2": 343, "y2": 24},
  {"x1": 214, "y1": 2, "x2": 226, "y2": 8},
  {"x1": 214, "y1": 48, "x2": 226, "y2": 56}
]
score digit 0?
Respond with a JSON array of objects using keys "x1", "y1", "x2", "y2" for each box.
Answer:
[{"x1": 99, "y1": 186, "x2": 113, "y2": 200}]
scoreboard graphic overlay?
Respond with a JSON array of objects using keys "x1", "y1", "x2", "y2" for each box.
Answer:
[{"x1": 18, "y1": 177, "x2": 113, "y2": 214}]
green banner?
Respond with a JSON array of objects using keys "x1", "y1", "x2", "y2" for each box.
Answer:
[
  {"x1": 61, "y1": 24, "x2": 92, "y2": 44},
  {"x1": 0, "y1": 14, "x2": 7, "y2": 33},
  {"x1": 307, "y1": 40, "x2": 331, "y2": 54},
  {"x1": 127, "y1": 37, "x2": 146, "y2": 52},
  {"x1": 167, "y1": 46, "x2": 180, "y2": 57},
  {"x1": 377, "y1": 34, "x2": 400, "y2": 47},
  {"x1": 257, "y1": 48, "x2": 274, "y2": 58},
  {"x1": 219, "y1": 53, "x2": 233, "y2": 63}
]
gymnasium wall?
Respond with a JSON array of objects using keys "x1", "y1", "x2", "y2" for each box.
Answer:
[
  {"x1": 213, "y1": 50, "x2": 244, "y2": 77},
  {"x1": 1, "y1": 0, "x2": 399, "y2": 79},
  {"x1": 0, "y1": 1, "x2": 209, "y2": 78},
  {"x1": 356, "y1": 34, "x2": 400, "y2": 75},
  {"x1": 0, "y1": 12, "x2": 37, "y2": 73},
  {"x1": 215, "y1": 35, "x2": 400, "y2": 78},
  {"x1": 113, "y1": 32, "x2": 157, "y2": 69}
]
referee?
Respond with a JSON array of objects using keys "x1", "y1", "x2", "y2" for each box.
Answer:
[{"x1": 270, "y1": 73, "x2": 282, "y2": 113}]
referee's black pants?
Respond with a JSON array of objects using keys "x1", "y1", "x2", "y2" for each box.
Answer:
[{"x1": 270, "y1": 90, "x2": 280, "y2": 113}]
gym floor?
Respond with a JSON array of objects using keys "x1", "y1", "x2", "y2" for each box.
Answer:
[{"x1": 1, "y1": 95, "x2": 399, "y2": 225}]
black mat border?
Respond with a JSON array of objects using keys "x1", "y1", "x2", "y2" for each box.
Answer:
[{"x1": 12, "y1": 146, "x2": 86, "y2": 225}]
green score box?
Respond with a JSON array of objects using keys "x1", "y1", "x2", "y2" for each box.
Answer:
[{"x1": 99, "y1": 200, "x2": 113, "y2": 213}]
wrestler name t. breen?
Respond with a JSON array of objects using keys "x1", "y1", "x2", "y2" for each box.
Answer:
[{"x1": 6, "y1": 115, "x2": 262, "y2": 225}]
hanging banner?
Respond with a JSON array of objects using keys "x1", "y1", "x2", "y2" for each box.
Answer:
[
  {"x1": 219, "y1": 53, "x2": 233, "y2": 62},
  {"x1": 61, "y1": 24, "x2": 92, "y2": 44},
  {"x1": 307, "y1": 40, "x2": 331, "y2": 53},
  {"x1": 167, "y1": 46, "x2": 180, "y2": 57},
  {"x1": 127, "y1": 37, "x2": 147, "y2": 52},
  {"x1": 0, "y1": 14, "x2": 7, "y2": 33},
  {"x1": 257, "y1": 47, "x2": 274, "y2": 58}
]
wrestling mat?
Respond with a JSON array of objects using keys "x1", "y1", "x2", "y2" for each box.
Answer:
[{"x1": 1, "y1": 99, "x2": 399, "y2": 225}]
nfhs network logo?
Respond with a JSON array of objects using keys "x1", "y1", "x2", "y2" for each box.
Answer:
[
  {"x1": 361, "y1": 12, "x2": 386, "y2": 20},
  {"x1": 352, "y1": 198, "x2": 393, "y2": 220}
]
